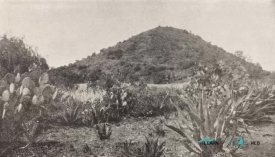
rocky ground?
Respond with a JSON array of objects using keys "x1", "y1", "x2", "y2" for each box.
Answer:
[{"x1": 1, "y1": 114, "x2": 274, "y2": 157}]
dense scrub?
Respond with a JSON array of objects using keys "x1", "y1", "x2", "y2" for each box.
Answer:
[{"x1": 49, "y1": 26, "x2": 269, "y2": 88}]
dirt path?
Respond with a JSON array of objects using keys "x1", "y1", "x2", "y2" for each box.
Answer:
[{"x1": 234, "y1": 115, "x2": 275, "y2": 157}]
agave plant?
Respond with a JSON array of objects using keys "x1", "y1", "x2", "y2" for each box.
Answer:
[
  {"x1": 95, "y1": 122, "x2": 112, "y2": 140},
  {"x1": 60, "y1": 104, "x2": 83, "y2": 126},
  {"x1": 20, "y1": 116, "x2": 49, "y2": 149},
  {"x1": 154, "y1": 119, "x2": 165, "y2": 137},
  {"x1": 142, "y1": 137, "x2": 165, "y2": 157},
  {"x1": 165, "y1": 88, "x2": 250, "y2": 157},
  {"x1": 234, "y1": 87, "x2": 275, "y2": 124},
  {"x1": 122, "y1": 137, "x2": 165, "y2": 157},
  {"x1": 82, "y1": 100, "x2": 110, "y2": 127}
]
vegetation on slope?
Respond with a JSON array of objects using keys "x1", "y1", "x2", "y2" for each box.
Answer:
[{"x1": 48, "y1": 26, "x2": 269, "y2": 88}]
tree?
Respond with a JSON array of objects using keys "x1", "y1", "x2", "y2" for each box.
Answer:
[{"x1": 0, "y1": 35, "x2": 49, "y2": 78}]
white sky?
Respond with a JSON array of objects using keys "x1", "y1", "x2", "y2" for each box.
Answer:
[{"x1": 1, "y1": 0, "x2": 275, "y2": 71}]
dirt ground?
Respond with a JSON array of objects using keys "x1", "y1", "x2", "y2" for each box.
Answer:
[
  {"x1": 234, "y1": 115, "x2": 275, "y2": 157},
  {"x1": 3, "y1": 114, "x2": 275, "y2": 157}
]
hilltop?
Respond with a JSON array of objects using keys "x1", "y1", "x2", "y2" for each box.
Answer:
[{"x1": 49, "y1": 26, "x2": 268, "y2": 87}]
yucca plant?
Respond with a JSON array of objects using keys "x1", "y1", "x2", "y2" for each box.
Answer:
[
  {"x1": 165, "y1": 88, "x2": 250, "y2": 157},
  {"x1": 95, "y1": 123, "x2": 112, "y2": 140}
]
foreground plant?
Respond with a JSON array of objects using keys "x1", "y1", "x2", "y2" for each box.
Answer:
[
  {"x1": 165, "y1": 88, "x2": 251, "y2": 157},
  {"x1": 95, "y1": 123, "x2": 112, "y2": 140}
]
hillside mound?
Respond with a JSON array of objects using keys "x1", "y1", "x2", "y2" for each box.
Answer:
[{"x1": 49, "y1": 26, "x2": 267, "y2": 87}]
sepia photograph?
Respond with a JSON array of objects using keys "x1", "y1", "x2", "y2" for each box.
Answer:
[{"x1": 0, "y1": 0, "x2": 275, "y2": 156}]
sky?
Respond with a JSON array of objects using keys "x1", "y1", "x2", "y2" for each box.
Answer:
[{"x1": 1, "y1": 0, "x2": 275, "y2": 71}]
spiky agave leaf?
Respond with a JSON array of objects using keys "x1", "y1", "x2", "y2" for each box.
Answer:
[
  {"x1": 204, "y1": 100, "x2": 212, "y2": 135},
  {"x1": 214, "y1": 98, "x2": 234, "y2": 139},
  {"x1": 179, "y1": 98, "x2": 205, "y2": 130},
  {"x1": 156, "y1": 142, "x2": 165, "y2": 157},
  {"x1": 72, "y1": 105, "x2": 82, "y2": 123},
  {"x1": 211, "y1": 98, "x2": 230, "y2": 131},
  {"x1": 190, "y1": 116, "x2": 200, "y2": 143},
  {"x1": 165, "y1": 122, "x2": 202, "y2": 152},
  {"x1": 199, "y1": 90, "x2": 205, "y2": 123},
  {"x1": 169, "y1": 99, "x2": 193, "y2": 131}
]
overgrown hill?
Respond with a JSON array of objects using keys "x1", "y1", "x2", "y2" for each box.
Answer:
[{"x1": 49, "y1": 26, "x2": 268, "y2": 87}]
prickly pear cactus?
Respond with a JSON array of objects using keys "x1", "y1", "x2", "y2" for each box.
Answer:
[
  {"x1": 0, "y1": 72, "x2": 59, "y2": 142},
  {"x1": 0, "y1": 72, "x2": 56, "y2": 118}
]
